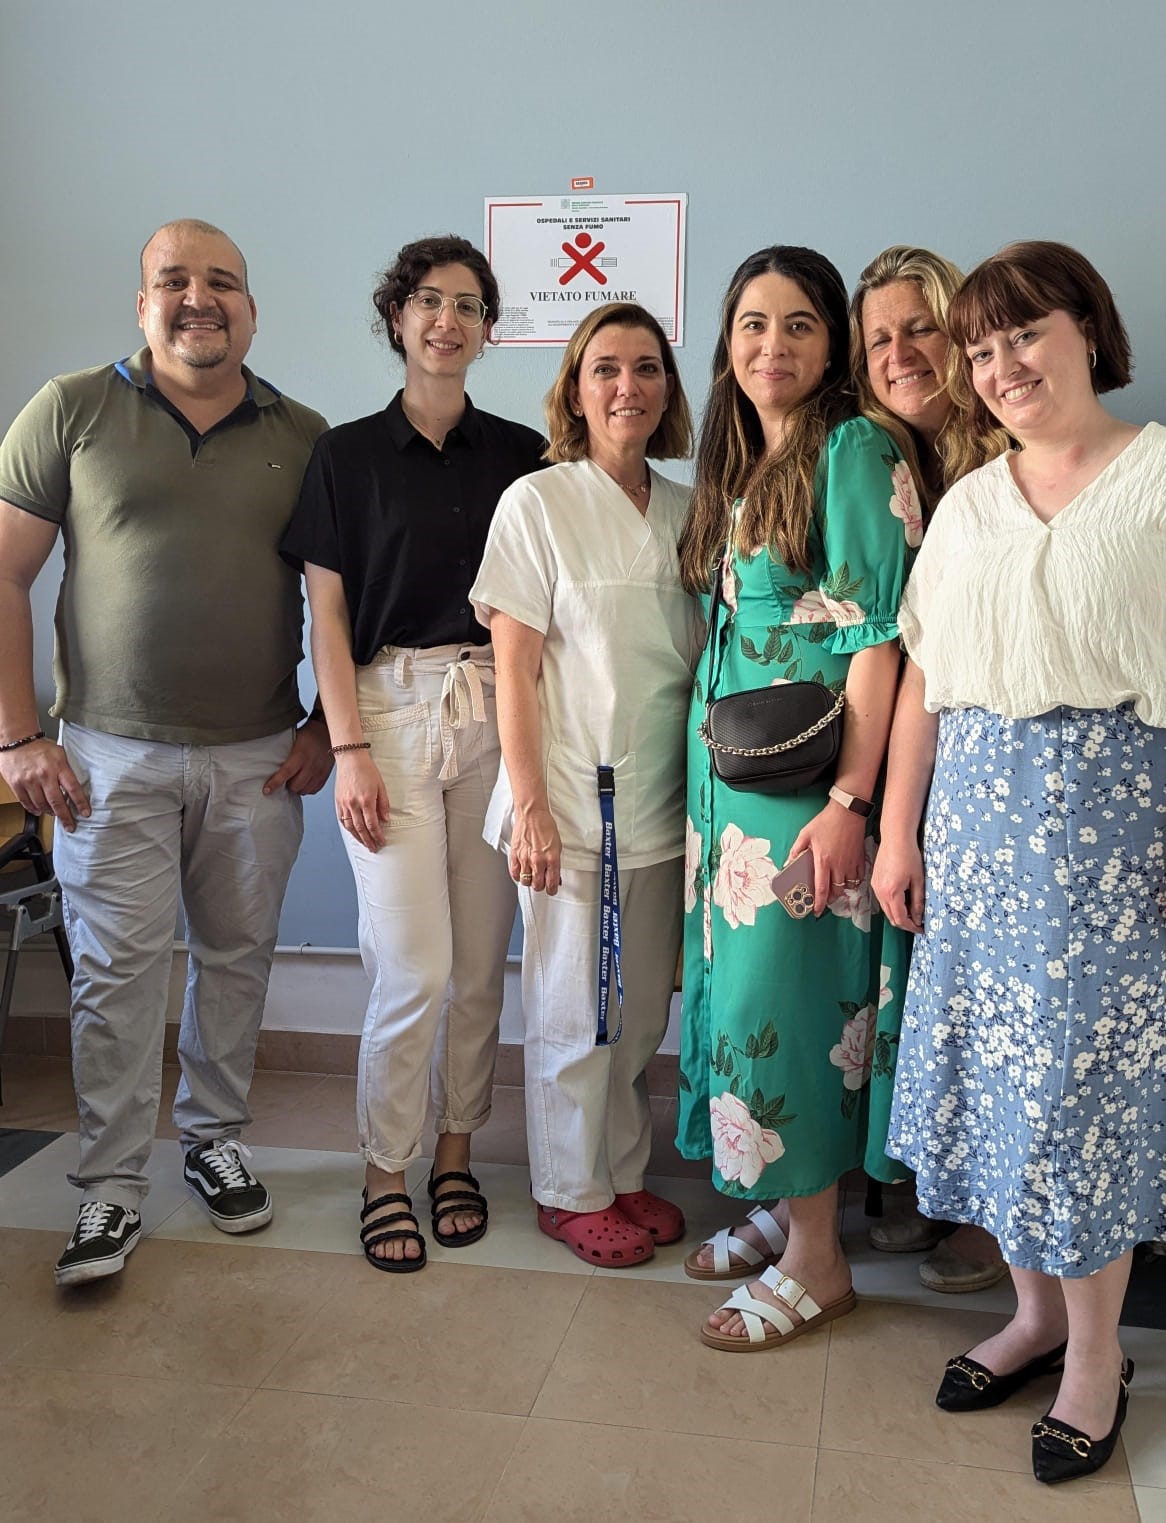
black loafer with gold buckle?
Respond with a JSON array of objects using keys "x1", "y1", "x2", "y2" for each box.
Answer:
[
  {"x1": 1031, "y1": 1357, "x2": 1133, "y2": 1485},
  {"x1": 935, "y1": 1340, "x2": 1068, "y2": 1412}
]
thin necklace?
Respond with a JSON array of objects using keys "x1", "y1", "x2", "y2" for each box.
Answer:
[{"x1": 401, "y1": 396, "x2": 451, "y2": 451}]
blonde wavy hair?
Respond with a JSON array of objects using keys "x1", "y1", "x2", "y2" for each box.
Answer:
[{"x1": 849, "y1": 246, "x2": 1008, "y2": 511}]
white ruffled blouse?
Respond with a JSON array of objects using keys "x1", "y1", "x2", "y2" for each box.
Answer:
[{"x1": 899, "y1": 421, "x2": 1166, "y2": 726}]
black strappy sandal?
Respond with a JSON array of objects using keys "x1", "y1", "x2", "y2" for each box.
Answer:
[
  {"x1": 359, "y1": 1189, "x2": 427, "y2": 1273},
  {"x1": 427, "y1": 1167, "x2": 489, "y2": 1248}
]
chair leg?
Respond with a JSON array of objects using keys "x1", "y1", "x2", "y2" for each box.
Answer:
[
  {"x1": 0, "y1": 935, "x2": 19, "y2": 1108},
  {"x1": 52, "y1": 921, "x2": 74, "y2": 983}
]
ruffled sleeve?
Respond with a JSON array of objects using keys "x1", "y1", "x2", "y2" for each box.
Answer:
[{"x1": 814, "y1": 418, "x2": 918, "y2": 656}]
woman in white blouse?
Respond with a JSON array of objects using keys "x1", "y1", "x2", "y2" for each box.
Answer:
[
  {"x1": 874, "y1": 241, "x2": 1163, "y2": 1484},
  {"x1": 470, "y1": 303, "x2": 698, "y2": 1267}
]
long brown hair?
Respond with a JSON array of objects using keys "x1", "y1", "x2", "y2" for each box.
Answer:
[
  {"x1": 848, "y1": 246, "x2": 1009, "y2": 512},
  {"x1": 679, "y1": 247, "x2": 854, "y2": 593}
]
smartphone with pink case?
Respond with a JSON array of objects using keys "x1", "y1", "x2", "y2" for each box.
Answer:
[{"x1": 771, "y1": 850, "x2": 815, "y2": 919}]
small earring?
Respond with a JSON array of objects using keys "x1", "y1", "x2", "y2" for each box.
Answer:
[{"x1": 1089, "y1": 348, "x2": 1097, "y2": 370}]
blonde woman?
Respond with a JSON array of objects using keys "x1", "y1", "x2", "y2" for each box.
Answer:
[
  {"x1": 851, "y1": 245, "x2": 1008, "y2": 516},
  {"x1": 850, "y1": 246, "x2": 1009, "y2": 1292}
]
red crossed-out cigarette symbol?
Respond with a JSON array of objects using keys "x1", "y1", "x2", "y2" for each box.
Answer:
[{"x1": 559, "y1": 231, "x2": 607, "y2": 286}]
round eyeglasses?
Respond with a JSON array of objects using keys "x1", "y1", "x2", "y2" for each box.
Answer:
[{"x1": 407, "y1": 289, "x2": 488, "y2": 327}]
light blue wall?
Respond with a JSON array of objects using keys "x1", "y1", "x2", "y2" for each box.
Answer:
[{"x1": 4, "y1": 0, "x2": 1164, "y2": 944}]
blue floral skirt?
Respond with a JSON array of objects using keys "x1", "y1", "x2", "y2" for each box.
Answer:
[{"x1": 887, "y1": 705, "x2": 1166, "y2": 1276}]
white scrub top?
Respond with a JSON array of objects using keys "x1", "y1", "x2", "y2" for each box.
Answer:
[{"x1": 470, "y1": 458, "x2": 698, "y2": 871}]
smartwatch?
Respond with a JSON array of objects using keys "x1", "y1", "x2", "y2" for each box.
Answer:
[{"x1": 828, "y1": 784, "x2": 874, "y2": 818}]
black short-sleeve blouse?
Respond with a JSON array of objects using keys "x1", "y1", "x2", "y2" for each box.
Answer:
[{"x1": 281, "y1": 391, "x2": 546, "y2": 663}]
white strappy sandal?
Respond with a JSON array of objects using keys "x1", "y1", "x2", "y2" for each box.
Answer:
[
  {"x1": 683, "y1": 1204, "x2": 788, "y2": 1281},
  {"x1": 700, "y1": 1264, "x2": 857, "y2": 1352}
]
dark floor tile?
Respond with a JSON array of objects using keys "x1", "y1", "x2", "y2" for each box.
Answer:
[{"x1": 0, "y1": 1128, "x2": 60, "y2": 1179}]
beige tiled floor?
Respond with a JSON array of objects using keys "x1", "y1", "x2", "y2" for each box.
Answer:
[{"x1": 0, "y1": 1055, "x2": 1162, "y2": 1523}]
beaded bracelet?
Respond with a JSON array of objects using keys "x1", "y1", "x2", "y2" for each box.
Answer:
[
  {"x1": 0, "y1": 730, "x2": 47, "y2": 752},
  {"x1": 329, "y1": 740, "x2": 372, "y2": 755}
]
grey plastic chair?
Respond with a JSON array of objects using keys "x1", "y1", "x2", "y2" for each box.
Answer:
[{"x1": 0, "y1": 779, "x2": 73, "y2": 1104}]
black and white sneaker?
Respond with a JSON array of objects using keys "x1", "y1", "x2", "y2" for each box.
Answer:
[
  {"x1": 184, "y1": 1138, "x2": 272, "y2": 1233},
  {"x1": 55, "y1": 1201, "x2": 142, "y2": 1287}
]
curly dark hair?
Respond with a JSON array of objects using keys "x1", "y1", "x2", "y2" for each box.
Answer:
[{"x1": 372, "y1": 235, "x2": 501, "y2": 358}]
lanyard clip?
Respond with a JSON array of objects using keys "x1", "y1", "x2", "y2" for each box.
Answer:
[{"x1": 596, "y1": 764, "x2": 615, "y2": 797}]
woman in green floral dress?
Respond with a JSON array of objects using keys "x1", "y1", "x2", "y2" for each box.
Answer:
[{"x1": 676, "y1": 246, "x2": 916, "y2": 1351}]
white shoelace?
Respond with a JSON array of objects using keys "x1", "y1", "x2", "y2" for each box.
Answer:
[
  {"x1": 73, "y1": 1200, "x2": 125, "y2": 1243},
  {"x1": 196, "y1": 1139, "x2": 257, "y2": 1189}
]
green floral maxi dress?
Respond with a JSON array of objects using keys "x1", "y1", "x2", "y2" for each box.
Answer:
[{"x1": 676, "y1": 418, "x2": 918, "y2": 1199}]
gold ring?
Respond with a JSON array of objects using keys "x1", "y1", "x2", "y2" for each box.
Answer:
[
  {"x1": 844, "y1": 878, "x2": 861, "y2": 887},
  {"x1": 519, "y1": 873, "x2": 534, "y2": 883}
]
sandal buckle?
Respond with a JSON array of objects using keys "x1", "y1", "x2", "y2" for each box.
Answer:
[{"x1": 771, "y1": 1273, "x2": 805, "y2": 1309}]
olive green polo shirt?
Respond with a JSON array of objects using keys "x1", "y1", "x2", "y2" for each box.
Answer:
[{"x1": 0, "y1": 347, "x2": 327, "y2": 745}]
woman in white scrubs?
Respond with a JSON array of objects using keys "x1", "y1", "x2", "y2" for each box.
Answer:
[{"x1": 471, "y1": 303, "x2": 698, "y2": 1266}]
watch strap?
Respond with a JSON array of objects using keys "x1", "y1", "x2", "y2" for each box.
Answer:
[{"x1": 828, "y1": 784, "x2": 874, "y2": 818}]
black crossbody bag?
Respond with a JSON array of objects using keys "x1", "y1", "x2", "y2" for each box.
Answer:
[{"x1": 696, "y1": 556, "x2": 845, "y2": 794}]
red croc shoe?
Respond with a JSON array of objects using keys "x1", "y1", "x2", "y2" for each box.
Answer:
[
  {"x1": 614, "y1": 1190, "x2": 686, "y2": 1245},
  {"x1": 537, "y1": 1204, "x2": 655, "y2": 1267}
]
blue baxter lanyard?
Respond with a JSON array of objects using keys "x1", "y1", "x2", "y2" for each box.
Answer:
[{"x1": 596, "y1": 764, "x2": 624, "y2": 1046}]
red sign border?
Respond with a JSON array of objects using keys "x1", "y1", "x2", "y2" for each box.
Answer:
[{"x1": 486, "y1": 196, "x2": 685, "y2": 347}]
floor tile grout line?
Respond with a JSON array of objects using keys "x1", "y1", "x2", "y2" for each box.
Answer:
[
  {"x1": 164, "y1": 1382, "x2": 259, "y2": 1503},
  {"x1": 489, "y1": 1409, "x2": 822, "y2": 1452},
  {"x1": 1, "y1": 1356, "x2": 270, "y2": 1394},
  {"x1": 517, "y1": 1262, "x2": 596, "y2": 1419},
  {"x1": 1, "y1": 1356, "x2": 275, "y2": 1392},
  {"x1": 806, "y1": 1322, "x2": 834, "y2": 1513},
  {"x1": 474, "y1": 1411, "x2": 534, "y2": 1523},
  {"x1": 811, "y1": 1437, "x2": 1138, "y2": 1486}
]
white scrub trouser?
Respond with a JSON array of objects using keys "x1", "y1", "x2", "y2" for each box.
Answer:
[
  {"x1": 53, "y1": 723, "x2": 303, "y2": 1211},
  {"x1": 519, "y1": 856, "x2": 683, "y2": 1212},
  {"x1": 344, "y1": 644, "x2": 516, "y2": 1173}
]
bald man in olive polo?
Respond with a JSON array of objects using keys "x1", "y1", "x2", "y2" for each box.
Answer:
[{"x1": 0, "y1": 220, "x2": 330, "y2": 1287}]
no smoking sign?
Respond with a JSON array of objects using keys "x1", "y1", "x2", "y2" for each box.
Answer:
[{"x1": 485, "y1": 193, "x2": 687, "y2": 346}]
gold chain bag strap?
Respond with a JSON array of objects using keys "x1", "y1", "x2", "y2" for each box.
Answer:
[{"x1": 696, "y1": 547, "x2": 845, "y2": 794}]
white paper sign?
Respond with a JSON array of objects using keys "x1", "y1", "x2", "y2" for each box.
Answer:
[{"x1": 485, "y1": 193, "x2": 687, "y2": 346}]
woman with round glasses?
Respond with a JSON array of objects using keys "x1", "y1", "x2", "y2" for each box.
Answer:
[{"x1": 281, "y1": 235, "x2": 545, "y2": 1272}]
